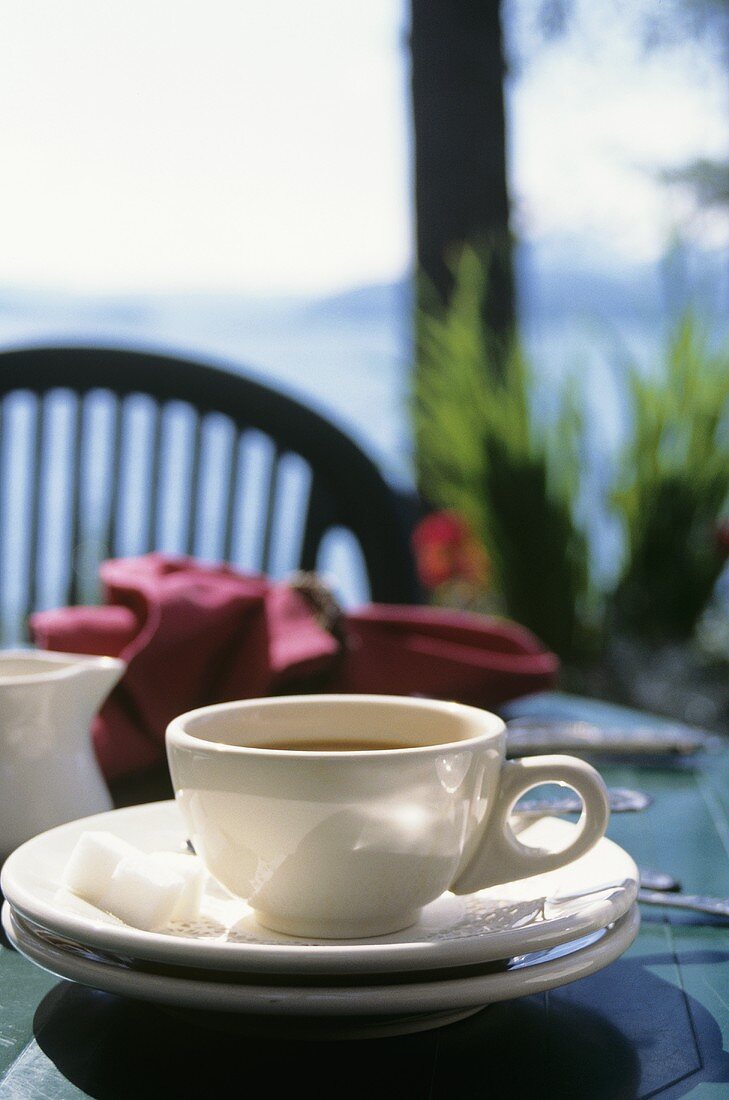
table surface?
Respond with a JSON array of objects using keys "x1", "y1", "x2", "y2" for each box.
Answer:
[{"x1": 2, "y1": 693, "x2": 729, "y2": 1099}]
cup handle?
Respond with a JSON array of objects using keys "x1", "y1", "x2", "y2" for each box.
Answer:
[{"x1": 449, "y1": 755, "x2": 611, "y2": 895}]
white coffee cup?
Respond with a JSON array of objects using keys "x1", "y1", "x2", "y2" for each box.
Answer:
[{"x1": 166, "y1": 694, "x2": 610, "y2": 939}]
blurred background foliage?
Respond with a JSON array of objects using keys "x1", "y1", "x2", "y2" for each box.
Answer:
[
  {"x1": 612, "y1": 317, "x2": 729, "y2": 639},
  {"x1": 413, "y1": 248, "x2": 591, "y2": 659},
  {"x1": 412, "y1": 247, "x2": 729, "y2": 677}
]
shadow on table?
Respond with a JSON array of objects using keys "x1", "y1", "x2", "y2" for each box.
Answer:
[
  {"x1": 432, "y1": 953, "x2": 729, "y2": 1098},
  {"x1": 23, "y1": 952, "x2": 729, "y2": 1100}
]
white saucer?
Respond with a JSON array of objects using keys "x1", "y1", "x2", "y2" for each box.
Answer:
[
  {"x1": 3, "y1": 902, "x2": 640, "y2": 1038},
  {"x1": 1, "y1": 801, "x2": 639, "y2": 976}
]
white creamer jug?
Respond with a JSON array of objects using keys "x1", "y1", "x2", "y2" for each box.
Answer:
[{"x1": 0, "y1": 649, "x2": 125, "y2": 856}]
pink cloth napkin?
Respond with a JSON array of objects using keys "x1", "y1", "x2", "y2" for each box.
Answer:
[
  {"x1": 336, "y1": 604, "x2": 559, "y2": 705},
  {"x1": 30, "y1": 554, "x2": 558, "y2": 781}
]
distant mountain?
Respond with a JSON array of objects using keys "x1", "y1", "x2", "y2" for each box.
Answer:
[
  {"x1": 306, "y1": 259, "x2": 658, "y2": 329},
  {"x1": 0, "y1": 237, "x2": 725, "y2": 342},
  {"x1": 305, "y1": 238, "x2": 729, "y2": 332},
  {"x1": 517, "y1": 238, "x2": 728, "y2": 325},
  {"x1": 303, "y1": 279, "x2": 413, "y2": 326}
]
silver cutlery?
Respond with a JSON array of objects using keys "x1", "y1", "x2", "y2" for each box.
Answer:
[
  {"x1": 516, "y1": 786, "x2": 653, "y2": 815},
  {"x1": 638, "y1": 868, "x2": 681, "y2": 892},
  {"x1": 560, "y1": 868, "x2": 729, "y2": 918},
  {"x1": 637, "y1": 888, "x2": 729, "y2": 918},
  {"x1": 506, "y1": 718, "x2": 716, "y2": 757}
]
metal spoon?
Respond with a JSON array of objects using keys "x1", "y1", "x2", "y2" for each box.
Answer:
[
  {"x1": 637, "y1": 888, "x2": 729, "y2": 918},
  {"x1": 505, "y1": 718, "x2": 716, "y2": 757},
  {"x1": 638, "y1": 867, "x2": 681, "y2": 892},
  {"x1": 516, "y1": 786, "x2": 653, "y2": 816},
  {"x1": 561, "y1": 867, "x2": 729, "y2": 916}
]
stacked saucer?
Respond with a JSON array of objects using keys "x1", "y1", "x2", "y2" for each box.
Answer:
[{"x1": 1, "y1": 801, "x2": 640, "y2": 1040}]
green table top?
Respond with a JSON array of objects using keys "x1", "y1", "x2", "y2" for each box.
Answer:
[{"x1": 2, "y1": 693, "x2": 729, "y2": 1099}]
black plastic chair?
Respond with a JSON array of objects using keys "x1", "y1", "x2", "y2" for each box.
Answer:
[{"x1": 0, "y1": 345, "x2": 420, "y2": 642}]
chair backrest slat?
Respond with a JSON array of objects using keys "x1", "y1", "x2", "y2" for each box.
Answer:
[
  {"x1": 143, "y1": 402, "x2": 164, "y2": 554},
  {"x1": 221, "y1": 425, "x2": 241, "y2": 564},
  {"x1": 259, "y1": 443, "x2": 282, "y2": 575},
  {"x1": 25, "y1": 395, "x2": 47, "y2": 624},
  {"x1": 300, "y1": 476, "x2": 337, "y2": 572},
  {"x1": 0, "y1": 400, "x2": 5, "y2": 641},
  {"x1": 183, "y1": 410, "x2": 203, "y2": 557},
  {"x1": 104, "y1": 395, "x2": 124, "y2": 558},
  {"x1": 65, "y1": 394, "x2": 85, "y2": 607}
]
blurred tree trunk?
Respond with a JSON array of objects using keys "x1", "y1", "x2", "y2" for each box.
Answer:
[{"x1": 410, "y1": 0, "x2": 514, "y2": 343}]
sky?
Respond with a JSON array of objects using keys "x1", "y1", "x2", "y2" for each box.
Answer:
[
  {"x1": 509, "y1": 4, "x2": 729, "y2": 264},
  {"x1": 0, "y1": 0, "x2": 727, "y2": 295}
]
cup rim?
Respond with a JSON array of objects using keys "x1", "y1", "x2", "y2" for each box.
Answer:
[
  {"x1": 165, "y1": 693, "x2": 506, "y2": 758},
  {"x1": 0, "y1": 649, "x2": 125, "y2": 686}
]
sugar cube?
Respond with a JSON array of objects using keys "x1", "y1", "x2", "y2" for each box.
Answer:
[
  {"x1": 62, "y1": 831, "x2": 139, "y2": 907},
  {"x1": 53, "y1": 886, "x2": 125, "y2": 924},
  {"x1": 147, "y1": 852, "x2": 205, "y2": 922},
  {"x1": 99, "y1": 854, "x2": 185, "y2": 931}
]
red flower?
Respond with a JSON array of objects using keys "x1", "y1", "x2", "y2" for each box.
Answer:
[
  {"x1": 716, "y1": 520, "x2": 729, "y2": 556},
  {"x1": 411, "y1": 510, "x2": 490, "y2": 591}
]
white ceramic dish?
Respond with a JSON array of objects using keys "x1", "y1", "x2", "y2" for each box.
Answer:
[
  {"x1": 1, "y1": 801, "x2": 639, "y2": 976},
  {"x1": 3, "y1": 902, "x2": 640, "y2": 1036}
]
